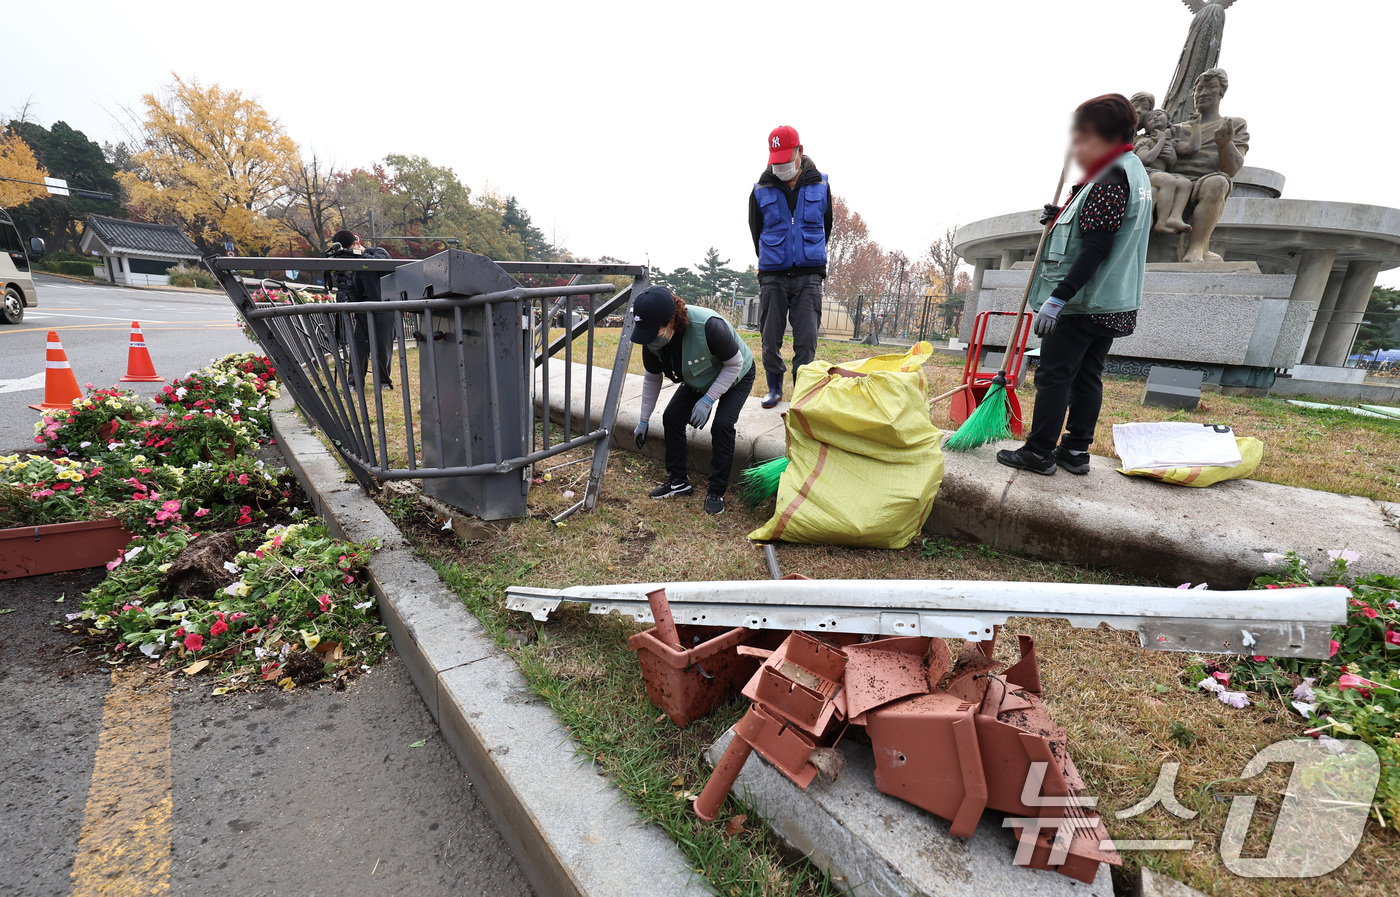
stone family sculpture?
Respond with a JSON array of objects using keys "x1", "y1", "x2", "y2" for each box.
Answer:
[
  {"x1": 1133, "y1": 70, "x2": 1249, "y2": 262},
  {"x1": 1132, "y1": 0, "x2": 1250, "y2": 263}
]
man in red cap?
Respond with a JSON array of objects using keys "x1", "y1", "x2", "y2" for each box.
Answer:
[{"x1": 748, "y1": 125, "x2": 832, "y2": 408}]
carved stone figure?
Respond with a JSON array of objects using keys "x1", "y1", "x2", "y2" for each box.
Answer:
[
  {"x1": 1164, "y1": 1, "x2": 1237, "y2": 122},
  {"x1": 1134, "y1": 108, "x2": 1199, "y2": 234},
  {"x1": 1131, "y1": 91, "x2": 1157, "y2": 133},
  {"x1": 1170, "y1": 69, "x2": 1248, "y2": 263}
]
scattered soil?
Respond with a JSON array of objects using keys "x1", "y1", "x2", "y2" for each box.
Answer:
[{"x1": 160, "y1": 529, "x2": 242, "y2": 600}]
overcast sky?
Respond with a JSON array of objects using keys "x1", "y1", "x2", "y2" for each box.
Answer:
[{"x1": 7, "y1": 0, "x2": 1400, "y2": 286}]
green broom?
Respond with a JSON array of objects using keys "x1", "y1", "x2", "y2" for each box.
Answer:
[
  {"x1": 738, "y1": 456, "x2": 789, "y2": 507},
  {"x1": 946, "y1": 149, "x2": 1073, "y2": 453}
]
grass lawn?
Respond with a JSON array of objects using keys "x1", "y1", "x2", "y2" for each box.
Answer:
[{"x1": 376, "y1": 433, "x2": 1396, "y2": 897}]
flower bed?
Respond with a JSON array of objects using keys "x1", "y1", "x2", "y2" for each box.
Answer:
[
  {"x1": 5, "y1": 352, "x2": 387, "y2": 689},
  {"x1": 1196, "y1": 552, "x2": 1400, "y2": 823},
  {"x1": 74, "y1": 520, "x2": 384, "y2": 692}
]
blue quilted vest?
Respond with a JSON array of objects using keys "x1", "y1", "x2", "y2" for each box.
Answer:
[{"x1": 754, "y1": 174, "x2": 829, "y2": 271}]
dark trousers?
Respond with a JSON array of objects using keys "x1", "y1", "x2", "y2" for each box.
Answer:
[
  {"x1": 661, "y1": 366, "x2": 756, "y2": 496},
  {"x1": 1025, "y1": 314, "x2": 1117, "y2": 456},
  {"x1": 350, "y1": 311, "x2": 395, "y2": 386},
  {"x1": 759, "y1": 272, "x2": 822, "y2": 379}
]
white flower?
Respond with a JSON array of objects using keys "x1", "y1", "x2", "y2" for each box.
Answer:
[
  {"x1": 1294, "y1": 678, "x2": 1316, "y2": 703},
  {"x1": 222, "y1": 561, "x2": 240, "y2": 575},
  {"x1": 175, "y1": 387, "x2": 188, "y2": 399},
  {"x1": 1219, "y1": 691, "x2": 1251, "y2": 709},
  {"x1": 1198, "y1": 676, "x2": 1224, "y2": 695},
  {"x1": 1317, "y1": 735, "x2": 1348, "y2": 756},
  {"x1": 1327, "y1": 549, "x2": 1361, "y2": 565},
  {"x1": 1291, "y1": 701, "x2": 1316, "y2": 718},
  {"x1": 79, "y1": 441, "x2": 92, "y2": 448},
  {"x1": 225, "y1": 581, "x2": 250, "y2": 598},
  {"x1": 1262, "y1": 552, "x2": 1287, "y2": 567},
  {"x1": 140, "y1": 642, "x2": 161, "y2": 657},
  {"x1": 124, "y1": 546, "x2": 144, "y2": 562}
]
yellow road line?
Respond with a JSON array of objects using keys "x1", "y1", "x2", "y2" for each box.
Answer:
[{"x1": 70, "y1": 668, "x2": 173, "y2": 897}]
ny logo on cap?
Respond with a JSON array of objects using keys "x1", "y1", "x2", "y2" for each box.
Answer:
[
  {"x1": 634, "y1": 315, "x2": 642, "y2": 322},
  {"x1": 772, "y1": 136, "x2": 781, "y2": 149}
]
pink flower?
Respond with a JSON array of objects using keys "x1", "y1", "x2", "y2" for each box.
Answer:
[
  {"x1": 1252, "y1": 655, "x2": 1267, "y2": 662},
  {"x1": 1330, "y1": 639, "x2": 1341, "y2": 658},
  {"x1": 184, "y1": 633, "x2": 204, "y2": 651},
  {"x1": 210, "y1": 619, "x2": 228, "y2": 637},
  {"x1": 317, "y1": 594, "x2": 332, "y2": 612},
  {"x1": 1386, "y1": 631, "x2": 1400, "y2": 648},
  {"x1": 194, "y1": 507, "x2": 210, "y2": 517},
  {"x1": 1212, "y1": 671, "x2": 1231, "y2": 686},
  {"x1": 162, "y1": 499, "x2": 181, "y2": 513},
  {"x1": 229, "y1": 612, "x2": 248, "y2": 622},
  {"x1": 237, "y1": 474, "x2": 249, "y2": 485},
  {"x1": 1337, "y1": 673, "x2": 1372, "y2": 693},
  {"x1": 1363, "y1": 607, "x2": 1379, "y2": 620},
  {"x1": 237, "y1": 515, "x2": 252, "y2": 525},
  {"x1": 342, "y1": 574, "x2": 354, "y2": 585}
]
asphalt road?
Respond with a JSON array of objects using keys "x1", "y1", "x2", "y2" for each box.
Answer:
[
  {"x1": 0, "y1": 568, "x2": 536, "y2": 897},
  {"x1": 0, "y1": 275, "x2": 251, "y2": 451}
]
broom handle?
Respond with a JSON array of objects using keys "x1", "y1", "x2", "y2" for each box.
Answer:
[{"x1": 999, "y1": 147, "x2": 1074, "y2": 376}]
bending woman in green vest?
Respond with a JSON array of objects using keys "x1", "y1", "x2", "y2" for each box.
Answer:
[
  {"x1": 998, "y1": 94, "x2": 1151, "y2": 477},
  {"x1": 629, "y1": 286, "x2": 756, "y2": 515}
]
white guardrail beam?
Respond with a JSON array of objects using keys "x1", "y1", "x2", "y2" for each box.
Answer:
[{"x1": 505, "y1": 580, "x2": 1348, "y2": 659}]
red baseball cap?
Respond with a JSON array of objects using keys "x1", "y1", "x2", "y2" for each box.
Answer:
[{"x1": 767, "y1": 125, "x2": 801, "y2": 164}]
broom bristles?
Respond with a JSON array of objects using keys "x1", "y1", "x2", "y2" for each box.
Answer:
[
  {"x1": 738, "y1": 456, "x2": 789, "y2": 506},
  {"x1": 945, "y1": 381, "x2": 1013, "y2": 452}
]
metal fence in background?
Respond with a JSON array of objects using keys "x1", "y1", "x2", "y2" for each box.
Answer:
[{"x1": 209, "y1": 250, "x2": 648, "y2": 522}]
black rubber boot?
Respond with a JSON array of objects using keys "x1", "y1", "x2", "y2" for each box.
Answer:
[{"x1": 761, "y1": 371, "x2": 784, "y2": 409}]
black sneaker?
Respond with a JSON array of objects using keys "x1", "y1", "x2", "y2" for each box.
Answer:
[
  {"x1": 996, "y1": 447, "x2": 1056, "y2": 476},
  {"x1": 1054, "y1": 447, "x2": 1091, "y2": 476},
  {"x1": 704, "y1": 493, "x2": 725, "y2": 516},
  {"x1": 649, "y1": 477, "x2": 694, "y2": 499}
]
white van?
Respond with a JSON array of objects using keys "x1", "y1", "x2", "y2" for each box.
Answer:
[{"x1": 1, "y1": 207, "x2": 39, "y2": 325}]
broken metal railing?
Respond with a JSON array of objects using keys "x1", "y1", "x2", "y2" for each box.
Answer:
[
  {"x1": 209, "y1": 252, "x2": 648, "y2": 521},
  {"x1": 506, "y1": 579, "x2": 1349, "y2": 658}
]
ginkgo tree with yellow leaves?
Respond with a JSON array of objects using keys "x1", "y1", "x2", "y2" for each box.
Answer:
[
  {"x1": 119, "y1": 76, "x2": 297, "y2": 255},
  {"x1": 0, "y1": 129, "x2": 47, "y2": 209}
]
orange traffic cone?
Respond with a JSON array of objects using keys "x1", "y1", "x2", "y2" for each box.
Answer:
[
  {"x1": 119, "y1": 321, "x2": 162, "y2": 382},
  {"x1": 29, "y1": 331, "x2": 84, "y2": 412}
]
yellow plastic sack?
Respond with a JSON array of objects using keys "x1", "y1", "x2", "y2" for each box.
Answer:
[
  {"x1": 749, "y1": 343, "x2": 944, "y2": 549},
  {"x1": 1118, "y1": 436, "x2": 1263, "y2": 487}
]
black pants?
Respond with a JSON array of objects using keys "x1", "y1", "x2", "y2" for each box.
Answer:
[
  {"x1": 350, "y1": 311, "x2": 395, "y2": 386},
  {"x1": 759, "y1": 272, "x2": 822, "y2": 379},
  {"x1": 1025, "y1": 315, "x2": 1117, "y2": 456},
  {"x1": 661, "y1": 366, "x2": 756, "y2": 496}
]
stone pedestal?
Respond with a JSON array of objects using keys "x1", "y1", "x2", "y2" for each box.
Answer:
[{"x1": 971, "y1": 262, "x2": 1305, "y2": 385}]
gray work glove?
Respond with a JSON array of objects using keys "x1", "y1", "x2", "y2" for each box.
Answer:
[
  {"x1": 688, "y1": 396, "x2": 715, "y2": 430},
  {"x1": 1033, "y1": 298, "x2": 1066, "y2": 338},
  {"x1": 1039, "y1": 203, "x2": 1062, "y2": 226},
  {"x1": 634, "y1": 420, "x2": 649, "y2": 449}
]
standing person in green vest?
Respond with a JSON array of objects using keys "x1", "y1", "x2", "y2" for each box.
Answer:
[
  {"x1": 998, "y1": 94, "x2": 1151, "y2": 476},
  {"x1": 630, "y1": 286, "x2": 756, "y2": 515}
]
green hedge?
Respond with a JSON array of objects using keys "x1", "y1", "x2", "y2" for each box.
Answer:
[
  {"x1": 166, "y1": 265, "x2": 218, "y2": 290},
  {"x1": 48, "y1": 260, "x2": 99, "y2": 277}
]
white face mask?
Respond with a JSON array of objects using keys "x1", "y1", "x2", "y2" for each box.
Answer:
[{"x1": 771, "y1": 158, "x2": 800, "y2": 180}]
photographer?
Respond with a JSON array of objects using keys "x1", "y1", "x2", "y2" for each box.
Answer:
[{"x1": 329, "y1": 229, "x2": 395, "y2": 389}]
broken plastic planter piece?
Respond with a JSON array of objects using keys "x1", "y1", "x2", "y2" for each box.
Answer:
[{"x1": 507, "y1": 579, "x2": 1348, "y2": 659}]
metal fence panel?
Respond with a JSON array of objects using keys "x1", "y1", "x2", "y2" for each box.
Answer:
[{"x1": 209, "y1": 250, "x2": 646, "y2": 523}]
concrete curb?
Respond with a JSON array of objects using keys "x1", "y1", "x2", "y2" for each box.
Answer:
[
  {"x1": 270, "y1": 397, "x2": 714, "y2": 897},
  {"x1": 538, "y1": 362, "x2": 1400, "y2": 588}
]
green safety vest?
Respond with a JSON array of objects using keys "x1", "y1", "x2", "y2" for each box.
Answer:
[
  {"x1": 1029, "y1": 153, "x2": 1152, "y2": 315},
  {"x1": 669, "y1": 305, "x2": 754, "y2": 392}
]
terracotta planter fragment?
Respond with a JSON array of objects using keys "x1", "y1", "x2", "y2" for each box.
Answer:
[{"x1": 0, "y1": 518, "x2": 134, "y2": 580}]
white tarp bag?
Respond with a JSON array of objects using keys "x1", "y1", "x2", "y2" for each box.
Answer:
[{"x1": 1112, "y1": 422, "x2": 1244, "y2": 471}]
